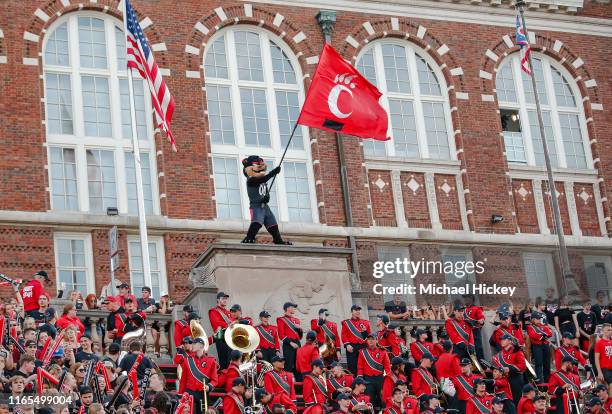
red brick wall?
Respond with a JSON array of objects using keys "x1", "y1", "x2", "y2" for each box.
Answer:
[
  {"x1": 574, "y1": 183, "x2": 601, "y2": 237},
  {"x1": 542, "y1": 182, "x2": 573, "y2": 235},
  {"x1": 512, "y1": 180, "x2": 540, "y2": 234},
  {"x1": 367, "y1": 170, "x2": 397, "y2": 227},
  {"x1": 435, "y1": 174, "x2": 463, "y2": 230},
  {"x1": 472, "y1": 247, "x2": 528, "y2": 307},
  {"x1": 401, "y1": 172, "x2": 431, "y2": 228}
]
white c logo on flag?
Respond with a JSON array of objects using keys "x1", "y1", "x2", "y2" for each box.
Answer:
[{"x1": 328, "y1": 74, "x2": 356, "y2": 119}]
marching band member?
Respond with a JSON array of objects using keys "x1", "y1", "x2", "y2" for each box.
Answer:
[
  {"x1": 526, "y1": 312, "x2": 552, "y2": 382},
  {"x1": 492, "y1": 396, "x2": 510, "y2": 414},
  {"x1": 348, "y1": 378, "x2": 371, "y2": 413},
  {"x1": 595, "y1": 323, "x2": 612, "y2": 385},
  {"x1": 264, "y1": 355, "x2": 296, "y2": 404},
  {"x1": 332, "y1": 393, "x2": 352, "y2": 414},
  {"x1": 490, "y1": 312, "x2": 525, "y2": 352},
  {"x1": 327, "y1": 361, "x2": 354, "y2": 399},
  {"x1": 383, "y1": 388, "x2": 407, "y2": 414},
  {"x1": 341, "y1": 305, "x2": 371, "y2": 376},
  {"x1": 178, "y1": 337, "x2": 219, "y2": 414},
  {"x1": 302, "y1": 359, "x2": 328, "y2": 414},
  {"x1": 377, "y1": 315, "x2": 402, "y2": 357},
  {"x1": 517, "y1": 385, "x2": 536, "y2": 414},
  {"x1": 435, "y1": 340, "x2": 461, "y2": 380},
  {"x1": 491, "y1": 366, "x2": 512, "y2": 402},
  {"x1": 533, "y1": 395, "x2": 548, "y2": 414},
  {"x1": 255, "y1": 310, "x2": 280, "y2": 363},
  {"x1": 296, "y1": 331, "x2": 320, "y2": 379},
  {"x1": 208, "y1": 291, "x2": 233, "y2": 369},
  {"x1": 402, "y1": 383, "x2": 420, "y2": 414},
  {"x1": 218, "y1": 350, "x2": 242, "y2": 393},
  {"x1": 222, "y1": 377, "x2": 248, "y2": 414},
  {"x1": 382, "y1": 357, "x2": 408, "y2": 406},
  {"x1": 174, "y1": 305, "x2": 193, "y2": 348},
  {"x1": 410, "y1": 353, "x2": 437, "y2": 398},
  {"x1": 554, "y1": 332, "x2": 587, "y2": 374},
  {"x1": 256, "y1": 388, "x2": 297, "y2": 414},
  {"x1": 593, "y1": 384, "x2": 612, "y2": 414},
  {"x1": 446, "y1": 304, "x2": 475, "y2": 360},
  {"x1": 311, "y1": 308, "x2": 341, "y2": 364},
  {"x1": 464, "y1": 295, "x2": 486, "y2": 361},
  {"x1": 358, "y1": 333, "x2": 391, "y2": 410},
  {"x1": 230, "y1": 304, "x2": 253, "y2": 325},
  {"x1": 411, "y1": 329, "x2": 440, "y2": 364},
  {"x1": 586, "y1": 398, "x2": 605, "y2": 414},
  {"x1": 421, "y1": 394, "x2": 442, "y2": 414},
  {"x1": 277, "y1": 302, "x2": 302, "y2": 374},
  {"x1": 115, "y1": 295, "x2": 147, "y2": 340},
  {"x1": 547, "y1": 357, "x2": 580, "y2": 414},
  {"x1": 466, "y1": 378, "x2": 494, "y2": 414},
  {"x1": 493, "y1": 334, "x2": 526, "y2": 406},
  {"x1": 452, "y1": 358, "x2": 479, "y2": 413}
]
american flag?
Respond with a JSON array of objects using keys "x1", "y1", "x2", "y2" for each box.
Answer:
[
  {"x1": 515, "y1": 15, "x2": 532, "y2": 75},
  {"x1": 125, "y1": 0, "x2": 176, "y2": 151}
]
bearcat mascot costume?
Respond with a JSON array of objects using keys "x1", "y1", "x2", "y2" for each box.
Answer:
[{"x1": 241, "y1": 155, "x2": 292, "y2": 245}]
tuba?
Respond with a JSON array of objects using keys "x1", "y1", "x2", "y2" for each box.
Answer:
[
  {"x1": 225, "y1": 323, "x2": 260, "y2": 355},
  {"x1": 190, "y1": 319, "x2": 210, "y2": 352},
  {"x1": 118, "y1": 326, "x2": 146, "y2": 365}
]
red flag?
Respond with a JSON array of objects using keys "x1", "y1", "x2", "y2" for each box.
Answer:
[
  {"x1": 37, "y1": 367, "x2": 59, "y2": 394},
  {"x1": 297, "y1": 44, "x2": 390, "y2": 141}
]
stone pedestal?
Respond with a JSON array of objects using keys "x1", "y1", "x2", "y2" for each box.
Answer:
[{"x1": 185, "y1": 244, "x2": 364, "y2": 338}]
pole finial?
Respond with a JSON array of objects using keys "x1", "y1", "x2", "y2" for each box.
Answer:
[{"x1": 316, "y1": 10, "x2": 337, "y2": 44}]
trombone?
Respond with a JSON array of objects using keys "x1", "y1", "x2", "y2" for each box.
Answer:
[{"x1": 566, "y1": 386, "x2": 581, "y2": 414}]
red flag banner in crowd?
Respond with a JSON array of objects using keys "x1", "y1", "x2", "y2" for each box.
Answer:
[
  {"x1": 0, "y1": 317, "x2": 5, "y2": 348},
  {"x1": 297, "y1": 43, "x2": 390, "y2": 141},
  {"x1": 39, "y1": 336, "x2": 52, "y2": 361},
  {"x1": 96, "y1": 361, "x2": 113, "y2": 392},
  {"x1": 43, "y1": 331, "x2": 65, "y2": 366},
  {"x1": 124, "y1": 0, "x2": 177, "y2": 151},
  {"x1": 129, "y1": 370, "x2": 139, "y2": 399},
  {"x1": 37, "y1": 367, "x2": 59, "y2": 395}
]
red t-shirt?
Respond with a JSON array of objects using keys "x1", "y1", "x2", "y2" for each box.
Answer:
[
  {"x1": 20, "y1": 280, "x2": 45, "y2": 312},
  {"x1": 595, "y1": 338, "x2": 612, "y2": 369}
]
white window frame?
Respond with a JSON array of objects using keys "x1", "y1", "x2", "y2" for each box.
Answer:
[
  {"x1": 204, "y1": 27, "x2": 318, "y2": 223},
  {"x1": 377, "y1": 245, "x2": 416, "y2": 305},
  {"x1": 53, "y1": 232, "x2": 95, "y2": 295},
  {"x1": 440, "y1": 248, "x2": 479, "y2": 304},
  {"x1": 584, "y1": 255, "x2": 612, "y2": 300},
  {"x1": 43, "y1": 12, "x2": 160, "y2": 215},
  {"x1": 496, "y1": 53, "x2": 593, "y2": 171},
  {"x1": 355, "y1": 40, "x2": 457, "y2": 161},
  {"x1": 126, "y1": 235, "x2": 168, "y2": 299},
  {"x1": 523, "y1": 252, "x2": 558, "y2": 299}
]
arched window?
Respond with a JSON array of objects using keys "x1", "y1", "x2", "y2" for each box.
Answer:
[
  {"x1": 496, "y1": 54, "x2": 591, "y2": 170},
  {"x1": 355, "y1": 41, "x2": 455, "y2": 161},
  {"x1": 43, "y1": 13, "x2": 159, "y2": 215},
  {"x1": 204, "y1": 28, "x2": 317, "y2": 223}
]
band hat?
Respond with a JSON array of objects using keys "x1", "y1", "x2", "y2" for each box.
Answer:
[
  {"x1": 183, "y1": 305, "x2": 193, "y2": 312},
  {"x1": 586, "y1": 398, "x2": 603, "y2": 407},
  {"x1": 192, "y1": 338, "x2": 205, "y2": 345},
  {"x1": 216, "y1": 291, "x2": 230, "y2": 299},
  {"x1": 453, "y1": 303, "x2": 466, "y2": 311},
  {"x1": 350, "y1": 305, "x2": 362, "y2": 311},
  {"x1": 271, "y1": 356, "x2": 286, "y2": 363},
  {"x1": 230, "y1": 304, "x2": 242, "y2": 312},
  {"x1": 421, "y1": 353, "x2": 436, "y2": 361},
  {"x1": 232, "y1": 377, "x2": 246, "y2": 387},
  {"x1": 459, "y1": 358, "x2": 472, "y2": 366},
  {"x1": 351, "y1": 377, "x2": 366, "y2": 387},
  {"x1": 377, "y1": 314, "x2": 390, "y2": 324},
  {"x1": 336, "y1": 393, "x2": 351, "y2": 401},
  {"x1": 141, "y1": 286, "x2": 151, "y2": 293},
  {"x1": 255, "y1": 388, "x2": 269, "y2": 401},
  {"x1": 561, "y1": 356, "x2": 575, "y2": 364},
  {"x1": 391, "y1": 357, "x2": 407, "y2": 365},
  {"x1": 117, "y1": 282, "x2": 129, "y2": 289},
  {"x1": 318, "y1": 308, "x2": 329, "y2": 315},
  {"x1": 533, "y1": 395, "x2": 547, "y2": 403},
  {"x1": 492, "y1": 397, "x2": 504, "y2": 405},
  {"x1": 562, "y1": 331, "x2": 575, "y2": 339},
  {"x1": 311, "y1": 359, "x2": 325, "y2": 368},
  {"x1": 283, "y1": 302, "x2": 298, "y2": 310},
  {"x1": 306, "y1": 331, "x2": 317, "y2": 341},
  {"x1": 35, "y1": 270, "x2": 51, "y2": 280},
  {"x1": 594, "y1": 384, "x2": 607, "y2": 393},
  {"x1": 259, "y1": 310, "x2": 271, "y2": 318},
  {"x1": 522, "y1": 384, "x2": 536, "y2": 393}
]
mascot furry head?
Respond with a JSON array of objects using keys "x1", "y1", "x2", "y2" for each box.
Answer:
[{"x1": 242, "y1": 155, "x2": 267, "y2": 178}]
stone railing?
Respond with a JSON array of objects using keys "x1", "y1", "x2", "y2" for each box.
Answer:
[{"x1": 53, "y1": 305, "x2": 175, "y2": 362}]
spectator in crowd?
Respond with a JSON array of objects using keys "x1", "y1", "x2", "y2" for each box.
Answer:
[
  {"x1": 68, "y1": 290, "x2": 85, "y2": 310},
  {"x1": 70, "y1": 362, "x2": 87, "y2": 387},
  {"x1": 117, "y1": 283, "x2": 131, "y2": 307},
  {"x1": 30, "y1": 294, "x2": 56, "y2": 327},
  {"x1": 554, "y1": 297, "x2": 579, "y2": 337},
  {"x1": 56, "y1": 304, "x2": 85, "y2": 337},
  {"x1": 592, "y1": 290, "x2": 609, "y2": 324},
  {"x1": 20, "y1": 271, "x2": 49, "y2": 316},
  {"x1": 138, "y1": 286, "x2": 157, "y2": 312},
  {"x1": 384, "y1": 295, "x2": 411, "y2": 320},
  {"x1": 158, "y1": 292, "x2": 172, "y2": 315},
  {"x1": 578, "y1": 301, "x2": 597, "y2": 351},
  {"x1": 119, "y1": 341, "x2": 155, "y2": 380},
  {"x1": 84, "y1": 293, "x2": 99, "y2": 310},
  {"x1": 75, "y1": 334, "x2": 99, "y2": 363}
]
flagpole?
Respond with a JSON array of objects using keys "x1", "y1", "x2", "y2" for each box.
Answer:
[
  {"x1": 123, "y1": 0, "x2": 153, "y2": 292},
  {"x1": 269, "y1": 123, "x2": 299, "y2": 191},
  {"x1": 516, "y1": 1, "x2": 573, "y2": 299}
]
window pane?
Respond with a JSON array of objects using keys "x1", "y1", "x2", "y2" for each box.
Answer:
[
  {"x1": 115, "y1": 26, "x2": 126, "y2": 70},
  {"x1": 503, "y1": 131, "x2": 526, "y2": 163},
  {"x1": 79, "y1": 17, "x2": 108, "y2": 69},
  {"x1": 389, "y1": 99, "x2": 419, "y2": 158},
  {"x1": 522, "y1": 58, "x2": 547, "y2": 105},
  {"x1": 495, "y1": 63, "x2": 517, "y2": 103},
  {"x1": 423, "y1": 102, "x2": 449, "y2": 159},
  {"x1": 381, "y1": 44, "x2": 410, "y2": 93},
  {"x1": 559, "y1": 113, "x2": 586, "y2": 169},
  {"x1": 240, "y1": 88, "x2": 270, "y2": 147},
  {"x1": 377, "y1": 247, "x2": 416, "y2": 304},
  {"x1": 204, "y1": 36, "x2": 228, "y2": 79},
  {"x1": 45, "y1": 73, "x2": 73, "y2": 135},
  {"x1": 235, "y1": 31, "x2": 263, "y2": 82},
  {"x1": 86, "y1": 149, "x2": 116, "y2": 212},
  {"x1": 206, "y1": 85, "x2": 235, "y2": 145},
  {"x1": 275, "y1": 91, "x2": 303, "y2": 150},
  {"x1": 284, "y1": 162, "x2": 312, "y2": 223},
  {"x1": 82, "y1": 75, "x2": 112, "y2": 137},
  {"x1": 120, "y1": 79, "x2": 148, "y2": 140},
  {"x1": 417, "y1": 57, "x2": 441, "y2": 96},
  {"x1": 551, "y1": 67, "x2": 576, "y2": 108},
  {"x1": 356, "y1": 49, "x2": 377, "y2": 85},
  {"x1": 443, "y1": 253, "x2": 478, "y2": 303},
  {"x1": 125, "y1": 152, "x2": 153, "y2": 215},
  {"x1": 56, "y1": 238, "x2": 88, "y2": 296},
  {"x1": 270, "y1": 42, "x2": 296, "y2": 84},
  {"x1": 523, "y1": 255, "x2": 555, "y2": 299},
  {"x1": 50, "y1": 147, "x2": 78, "y2": 211},
  {"x1": 529, "y1": 110, "x2": 558, "y2": 167},
  {"x1": 212, "y1": 157, "x2": 242, "y2": 219},
  {"x1": 129, "y1": 241, "x2": 163, "y2": 299},
  {"x1": 45, "y1": 22, "x2": 70, "y2": 66}
]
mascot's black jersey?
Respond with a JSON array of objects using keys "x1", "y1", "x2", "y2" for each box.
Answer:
[{"x1": 246, "y1": 169, "x2": 279, "y2": 207}]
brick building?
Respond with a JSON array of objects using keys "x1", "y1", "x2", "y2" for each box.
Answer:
[{"x1": 0, "y1": 0, "x2": 610, "y2": 310}]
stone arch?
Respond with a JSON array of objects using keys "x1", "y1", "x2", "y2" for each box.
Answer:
[
  {"x1": 339, "y1": 17, "x2": 475, "y2": 231},
  {"x1": 480, "y1": 33, "x2": 611, "y2": 235}
]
